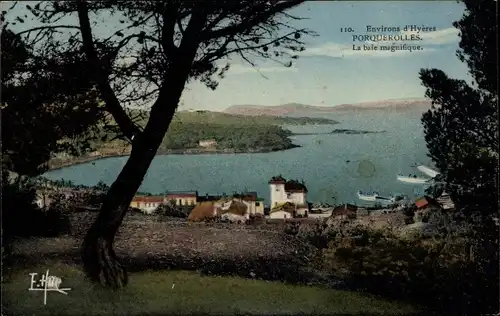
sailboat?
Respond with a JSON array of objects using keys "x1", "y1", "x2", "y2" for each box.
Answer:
[
  {"x1": 397, "y1": 174, "x2": 431, "y2": 184},
  {"x1": 357, "y1": 191, "x2": 396, "y2": 203},
  {"x1": 416, "y1": 165, "x2": 440, "y2": 178}
]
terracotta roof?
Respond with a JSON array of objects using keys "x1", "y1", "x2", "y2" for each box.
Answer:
[
  {"x1": 132, "y1": 195, "x2": 165, "y2": 203},
  {"x1": 284, "y1": 180, "x2": 308, "y2": 193},
  {"x1": 415, "y1": 196, "x2": 440, "y2": 209},
  {"x1": 188, "y1": 202, "x2": 216, "y2": 221},
  {"x1": 166, "y1": 191, "x2": 198, "y2": 198}
]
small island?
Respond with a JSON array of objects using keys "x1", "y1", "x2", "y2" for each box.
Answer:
[
  {"x1": 291, "y1": 129, "x2": 386, "y2": 136},
  {"x1": 331, "y1": 129, "x2": 386, "y2": 135},
  {"x1": 47, "y1": 111, "x2": 337, "y2": 170}
]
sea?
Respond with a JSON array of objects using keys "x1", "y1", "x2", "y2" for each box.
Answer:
[{"x1": 43, "y1": 108, "x2": 433, "y2": 206}]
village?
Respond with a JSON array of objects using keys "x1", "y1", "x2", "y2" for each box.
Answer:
[
  {"x1": 121, "y1": 175, "x2": 455, "y2": 229},
  {"x1": 33, "y1": 173, "x2": 456, "y2": 233}
]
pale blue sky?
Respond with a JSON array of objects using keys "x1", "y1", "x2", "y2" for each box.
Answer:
[{"x1": 3, "y1": 1, "x2": 468, "y2": 111}]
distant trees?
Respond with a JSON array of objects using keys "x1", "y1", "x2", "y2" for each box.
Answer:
[
  {"x1": 160, "y1": 123, "x2": 294, "y2": 152},
  {"x1": 10, "y1": 0, "x2": 313, "y2": 288},
  {"x1": 419, "y1": 0, "x2": 498, "y2": 214}
]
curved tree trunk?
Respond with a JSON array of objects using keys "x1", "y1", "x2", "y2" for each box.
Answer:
[
  {"x1": 79, "y1": 1, "x2": 208, "y2": 288},
  {"x1": 81, "y1": 138, "x2": 160, "y2": 288}
]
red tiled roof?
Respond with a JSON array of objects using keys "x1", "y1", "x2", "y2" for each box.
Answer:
[
  {"x1": 166, "y1": 191, "x2": 198, "y2": 197},
  {"x1": 166, "y1": 192, "x2": 197, "y2": 198},
  {"x1": 415, "y1": 196, "x2": 441, "y2": 209},
  {"x1": 132, "y1": 196, "x2": 165, "y2": 203}
]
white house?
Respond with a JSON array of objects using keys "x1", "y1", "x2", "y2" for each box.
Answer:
[
  {"x1": 199, "y1": 139, "x2": 217, "y2": 148},
  {"x1": 269, "y1": 176, "x2": 308, "y2": 209},
  {"x1": 130, "y1": 196, "x2": 166, "y2": 214},
  {"x1": 232, "y1": 192, "x2": 265, "y2": 215}
]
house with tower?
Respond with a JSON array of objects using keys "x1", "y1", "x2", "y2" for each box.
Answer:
[{"x1": 268, "y1": 175, "x2": 310, "y2": 219}]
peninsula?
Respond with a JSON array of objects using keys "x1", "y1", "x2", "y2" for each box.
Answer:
[{"x1": 48, "y1": 111, "x2": 338, "y2": 170}]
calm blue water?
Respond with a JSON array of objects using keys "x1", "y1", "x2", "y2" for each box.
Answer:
[{"x1": 43, "y1": 109, "x2": 433, "y2": 205}]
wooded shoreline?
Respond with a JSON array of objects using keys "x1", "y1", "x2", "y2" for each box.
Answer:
[{"x1": 47, "y1": 144, "x2": 302, "y2": 171}]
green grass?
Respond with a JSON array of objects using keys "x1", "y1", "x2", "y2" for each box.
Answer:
[{"x1": 2, "y1": 260, "x2": 420, "y2": 315}]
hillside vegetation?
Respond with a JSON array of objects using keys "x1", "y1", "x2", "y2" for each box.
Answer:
[{"x1": 49, "y1": 110, "x2": 337, "y2": 168}]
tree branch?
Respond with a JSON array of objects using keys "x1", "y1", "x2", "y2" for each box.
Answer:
[
  {"x1": 16, "y1": 25, "x2": 80, "y2": 37},
  {"x1": 76, "y1": 0, "x2": 140, "y2": 141},
  {"x1": 201, "y1": 1, "x2": 304, "y2": 41}
]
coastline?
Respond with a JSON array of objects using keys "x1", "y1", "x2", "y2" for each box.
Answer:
[{"x1": 46, "y1": 144, "x2": 302, "y2": 171}]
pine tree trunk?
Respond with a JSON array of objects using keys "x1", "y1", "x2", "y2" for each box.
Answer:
[
  {"x1": 81, "y1": 137, "x2": 160, "y2": 288},
  {"x1": 80, "y1": 4, "x2": 207, "y2": 289}
]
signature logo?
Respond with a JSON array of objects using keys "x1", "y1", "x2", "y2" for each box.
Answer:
[{"x1": 28, "y1": 269, "x2": 71, "y2": 305}]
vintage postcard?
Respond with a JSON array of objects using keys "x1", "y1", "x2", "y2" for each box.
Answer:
[{"x1": 2, "y1": 1, "x2": 497, "y2": 315}]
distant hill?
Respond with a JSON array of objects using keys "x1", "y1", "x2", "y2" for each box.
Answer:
[{"x1": 223, "y1": 99, "x2": 432, "y2": 116}]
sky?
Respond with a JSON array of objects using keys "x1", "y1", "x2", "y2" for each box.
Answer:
[{"x1": 3, "y1": 1, "x2": 469, "y2": 111}]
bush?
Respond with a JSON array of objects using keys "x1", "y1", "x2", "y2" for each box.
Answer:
[
  {"x1": 2, "y1": 171, "x2": 71, "y2": 251},
  {"x1": 316, "y1": 212, "x2": 499, "y2": 315},
  {"x1": 154, "y1": 203, "x2": 190, "y2": 218}
]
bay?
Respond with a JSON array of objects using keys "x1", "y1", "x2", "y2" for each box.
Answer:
[{"x1": 43, "y1": 108, "x2": 433, "y2": 205}]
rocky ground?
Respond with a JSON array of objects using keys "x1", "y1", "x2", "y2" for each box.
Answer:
[{"x1": 8, "y1": 212, "x2": 331, "y2": 285}]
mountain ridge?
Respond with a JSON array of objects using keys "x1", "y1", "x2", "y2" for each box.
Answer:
[{"x1": 223, "y1": 99, "x2": 432, "y2": 116}]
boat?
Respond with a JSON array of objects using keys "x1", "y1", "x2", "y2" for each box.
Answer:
[
  {"x1": 357, "y1": 191, "x2": 395, "y2": 203},
  {"x1": 375, "y1": 196, "x2": 395, "y2": 203},
  {"x1": 397, "y1": 174, "x2": 432, "y2": 184},
  {"x1": 416, "y1": 165, "x2": 440, "y2": 178},
  {"x1": 357, "y1": 191, "x2": 378, "y2": 201}
]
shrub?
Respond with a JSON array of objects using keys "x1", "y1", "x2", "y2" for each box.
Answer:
[
  {"x1": 2, "y1": 171, "x2": 71, "y2": 251},
  {"x1": 318, "y1": 211, "x2": 499, "y2": 315},
  {"x1": 154, "y1": 203, "x2": 189, "y2": 218}
]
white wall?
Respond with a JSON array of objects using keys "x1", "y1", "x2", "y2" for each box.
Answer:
[
  {"x1": 288, "y1": 192, "x2": 306, "y2": 205},
  {"x1": 269, "y1": 211, "x2": 292, "y2": 219},
  {"x1": 241, "y1": 200, "x2": 256, "y2": 214},
  {"x1": 270, "y1": 183, "x2": 286, "y2": 208},
  {"x1": 138, "y1": 202, "x2": 161, "y2": 214}
]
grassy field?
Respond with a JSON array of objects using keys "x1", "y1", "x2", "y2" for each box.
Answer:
[{"x1": 2, "y1": 260, "x2": 420, "y2": 315}]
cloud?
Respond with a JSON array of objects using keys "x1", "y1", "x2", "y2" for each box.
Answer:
[
  {"x1": 409, "y1": 27, "x2": 459, "y2": 45},
  {"x1": 301, "y1": 27, "x2": 458, "y2": 59},
  {"x1": 226, "y1": 63, "x2": 299, "y2": 75}
]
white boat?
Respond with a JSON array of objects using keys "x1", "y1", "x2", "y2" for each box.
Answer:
[
  {"x1": 397, "y1": 174, "x2": 432, "y2": 184},
  {"x1": 357, "y1": 191, "x2": 378, "y2": 201},
  {"x1": 357, "y1": 191, "x2": 395, "y2": 203},
  {"x1": 417, "y1": 165, "x2": 440, "y2": 178}
]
